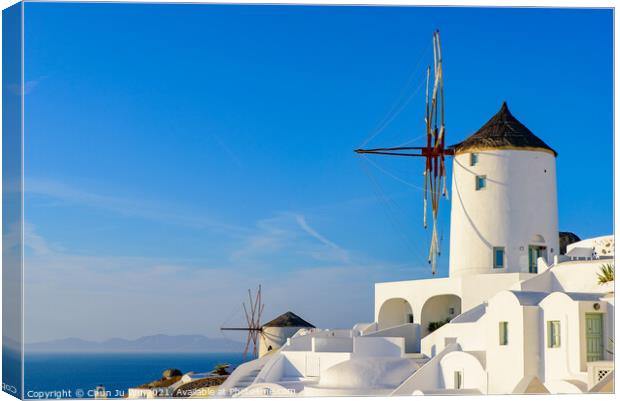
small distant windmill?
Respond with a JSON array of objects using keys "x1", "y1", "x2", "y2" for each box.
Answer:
[{"x1": 220, "y1": 285, "x2": 264, "y2": 359}]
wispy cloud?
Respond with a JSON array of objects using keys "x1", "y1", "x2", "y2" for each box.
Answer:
[
  {"x1": 24, "y1": 222, "x2": 55, "y2": 255},
  {"x1": 26, "y1": 178, "x2": 249, "y2": 235},
  {"x1": 23, "y1": 180, "x2": 428, "y2": 342},
  {"x1": 231, "y1": 212, "x2": 351, "y2": 265},
  {"x1": 9, "y1": 79, "x2": 40, "y2": 96},
  {"x1": 230, "y1": 214, "x2": 291, "y2": 261},
  {"x1": 293, "y1": 214, "x2": 351, "y2": 263},
  {"x1": 211, "y1": 132, "x2": 243, "y2": 168},
  {"x1": 23, "y1": 217, "x2": 426, "y2": 343},
  {"x1": 26, "y1": 179, "x2": 361, "y2": 266}
]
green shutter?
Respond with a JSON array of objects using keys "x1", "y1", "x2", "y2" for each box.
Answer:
[
  {"x1": 454, "y1": 371, "x2": 463, "y2": 389},
  {"x1": 499, "y1": 321, "x2": 508, "y2": 345},
  {"x1": 547, "y1": 321, "x2": 561, "y2": 348}
]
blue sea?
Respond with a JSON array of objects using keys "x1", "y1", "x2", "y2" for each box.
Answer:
[{"x1": 24, "y1": 352, "x2": 246, "y2": 399}]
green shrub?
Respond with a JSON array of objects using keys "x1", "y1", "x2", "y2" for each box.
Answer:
[
  {"x1": 597, "y1": 264, "x2": 614, "y2": 285},
  {"x1": 428, "y1": 318, "x2": 451, "y2": 333}
]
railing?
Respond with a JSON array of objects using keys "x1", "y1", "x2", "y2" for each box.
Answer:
[
  {"x1": 587, "y1": 360, "x2": 614, "y2": 390},
  {"x1": 353, "y1": 322, "x2": 378, "y2": 335}
]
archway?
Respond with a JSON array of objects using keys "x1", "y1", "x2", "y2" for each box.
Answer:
[
  {"x1": 377, "y1": 298, "x2": 414, "y2": 330},
  {"x1": 421, "y1": 294, "x2": 462, "y2": 337}
]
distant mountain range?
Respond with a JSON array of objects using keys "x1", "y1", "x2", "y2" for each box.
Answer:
[{"x1": 26, "y1": 334, "x2": 244, "y2": 353}]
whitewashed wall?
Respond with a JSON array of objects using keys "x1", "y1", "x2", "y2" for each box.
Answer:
[
  {"x1": 485, "y1": 291, "x2": 526, "y2": 394},
  {"x1": 539, "y1": 293, "x2": 582, "y2": 384},
  {"x1": 449, "y1": 150, "x2": 559, "y2": 277},
  {"x1": 260, "y1": 326, "x2": 304, "y2": 357}
]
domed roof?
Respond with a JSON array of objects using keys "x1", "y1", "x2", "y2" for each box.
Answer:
[
  {"x1": 452, "y1": 102, "x2": 557, "y2": 156},
  {"x1": 262, "y1": 311, "x2": 314, "y2": 328},
  {"x1": 318, "y1": 357, "x2": 417, "y2": 389},
  {"x1": 559, "y1": 231, "x2": 581, "y2": 254}
]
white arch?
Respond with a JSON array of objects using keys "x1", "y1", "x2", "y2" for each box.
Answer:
[
  {"x1": 421, "y1": 294, "x2": 462, "y2": 336},
  {"x1": 439, "y1": 351, "x2": 487, "y2": 392},
  {"x1": 377, "y1": 298, "x2": 414, "y2": 330}
]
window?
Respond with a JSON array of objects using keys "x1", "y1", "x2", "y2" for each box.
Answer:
[
  {"x1": 493, "y1": 247, "x2": 505, "y2": 269},
  {"x1": 475, "y1": 175, "x2": 486, "y2": 190},
  {"x1": 499, "y1": 321, "x2": 508, "y2": 345},
  {"x1": 470, "y1": 153, "x2": 479, "y2": 166},
  {"x1": 547, "y1": 320, "x2": 561, "y2": 348},
  {"x1": 454, "y1": 371, "x2": 463, "y2": 389}
]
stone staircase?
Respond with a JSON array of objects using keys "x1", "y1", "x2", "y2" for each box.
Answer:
[
  {"x1": 234, "y1": 368, "x2": 262, "y2": 390},
  {"x1": 404, "y1": 352, "x2": 430, "y2": 366},
  {"x1": 216, "y1": 354, "x2": 274, "y2": 397}
]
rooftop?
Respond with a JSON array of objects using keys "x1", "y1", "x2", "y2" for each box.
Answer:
[
  {"x1": 509, "y1": 291, "x2": 549, "y2": 306},
  {"x1": 263, "y1": 311, "x2": 315, "y2": 328},
  {"x1": 451, "y1": 102, "x2": 557, "y2": 156}
]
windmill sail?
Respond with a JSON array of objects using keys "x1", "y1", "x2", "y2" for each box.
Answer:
[
  {"x1": 355, "y1": 31, "x2": 452, "y2": 275},
  {"x1": 220, "y1": 285, "x2": 264, "y2": 359}
]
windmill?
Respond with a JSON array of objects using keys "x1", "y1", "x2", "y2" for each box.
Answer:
[
  {"x1": 355, "y1": 30, "x2": 453, "y2": 275},
  {"x1": 220, "y1": 285, "x2": 265, "y2": 359}
]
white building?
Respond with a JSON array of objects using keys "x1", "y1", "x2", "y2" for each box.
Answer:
[{"x1": 216, "y1": 103, "x2": 614, "y2": 397}]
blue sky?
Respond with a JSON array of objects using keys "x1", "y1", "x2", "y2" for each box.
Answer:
[{"x1": 22, "y1": 3, "x2": 613, "y2": 342}]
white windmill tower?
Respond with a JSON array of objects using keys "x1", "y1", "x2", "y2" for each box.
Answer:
[{"x1": 448, "y1": 102, "x2": 559, "y2": 277}]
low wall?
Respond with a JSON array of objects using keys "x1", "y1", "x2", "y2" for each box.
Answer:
[
  {"x1": 363, "y1": 323, "x2": 419, "y2": 353},
  {"x1": 421, "y1": 320, "x2": 484, "y2": 357},
  {"x1": 353, "y1": 337, "x2": 405, "y2": 358},
  {"x1": 285, "y1": 333, "x2": 313, "y2": 351},
  {"x1": 353, "y1": 322, "x2": 378, "y2": 335},
  {"x1": 281, "y1": 350, "x2": 352, "y2": 378},
  {"x1": 312, "y1": 337, "x2": 353, "y2": 353}
]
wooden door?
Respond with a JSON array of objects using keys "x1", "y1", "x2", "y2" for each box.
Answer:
[{"x1": 585, "y1": 313, "x2": 604, "y2": 362}]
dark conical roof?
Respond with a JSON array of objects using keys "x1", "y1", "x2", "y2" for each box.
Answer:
[
  {"x1": 452, "y1": 102, "x2": 557, "y2": 156},
  {"x1": 262, "y1": 311, "x2": 315, "y2": 328},
  {"x1": 559, "y1": 231, "x2": 581, "y2": 255}
]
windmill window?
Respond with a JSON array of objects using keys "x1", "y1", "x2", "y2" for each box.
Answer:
[
  {"x1": 493, "y1": 247, "x2": 505, "y2": 269},
  {"x1": 475, "y1": 175, "x2": 487, "y2": 190},
  {"x1": 499, "y1": 321, "x2": 509, "y2": 345},
  {"x1": 547, "y1": 320, "x2": 561, "y2": 348},
  {"x1": 454, "y1": 371, "x2": 463, "y2": 389},
  {"x1": 470, "y1": 153, "x2": 478, "y2": 166}
]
